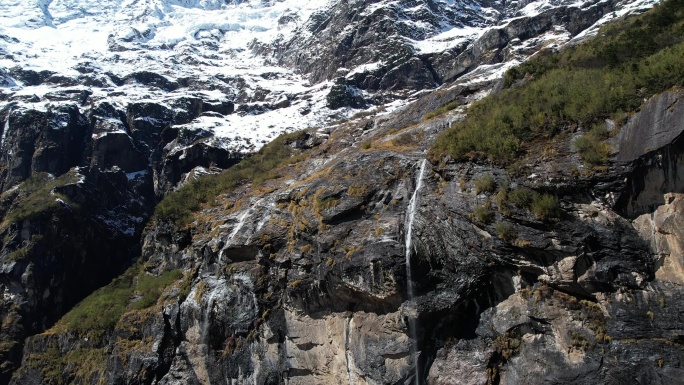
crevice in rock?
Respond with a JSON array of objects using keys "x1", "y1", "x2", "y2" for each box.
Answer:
[{"x1": 322, "y1": 205, "x2": 366, "y2": 225}]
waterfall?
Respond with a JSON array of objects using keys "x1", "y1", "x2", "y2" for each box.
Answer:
[
  {"x1": 1, "y1": 109, "x2": 10, "y2": 148},
  {"x1": 228, "y1": 209, "x2": 250, "y2": 242},
  {"x1": 202, "y1": 282, "x2": 221, "y2": 343},
  {"x1": 254, "y1": 201, "x2": 275, "y2": 233},
  {"x1": 405, "y1": 159, "x2": 427, "y2": 385},
  {"x1": 345, "y1": 316, "x2": 355, "y2": 385},
  {"x1": 2, "y1": 111, "x2": 13, "y2": 187},
  {"x1": 219, "y1": 197, "x2": 267, "y2": 263}
]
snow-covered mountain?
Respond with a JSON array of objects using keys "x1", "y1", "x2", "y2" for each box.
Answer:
[
  {"x1": 0, "y1": 0, "x2": 675, "y2": 383},
  {"x1": 0, "y1": 0, "x2": 655, "y2": 156}
]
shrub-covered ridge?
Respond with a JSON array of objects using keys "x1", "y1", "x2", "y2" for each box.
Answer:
[
  {"x1": 430, "y1": 0, "x2": 684, "y2": 164},
  {"x1": 154, "y1": 130, "x2": 310, "y2": 225}
]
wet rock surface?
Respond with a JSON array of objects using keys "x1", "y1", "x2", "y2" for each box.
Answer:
[
  {"x1": 0, "y1": 96, "x2": 240, "y2": 381},
  {"x1": 8, "y1": 84, "x2": 684, "y2": 384},
  {"x1": 0, "y1": 1, "x2": 681, "y2": 384}
]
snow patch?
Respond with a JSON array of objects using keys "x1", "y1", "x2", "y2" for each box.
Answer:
[{"x1": 409, "y1": 26, "x2": 483, "y2": 54}]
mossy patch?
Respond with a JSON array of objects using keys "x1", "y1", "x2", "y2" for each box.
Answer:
[
  {"x1": 23, "y1": 344, "x2": 107, "y2": 385},
  {"x1": 0, "y1": 171, "x2": 80, "y2": 229},
  {"x1": 155, "y1": 130, "x2": 311, "y2": 226},
  {"x1": 52, "y1": 265, "x2": 184, "y2": 339}
]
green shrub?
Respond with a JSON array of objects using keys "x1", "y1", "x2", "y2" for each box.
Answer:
[
  {"x1": 429, "y1": 0, "x2": 684, "y2": 164},
  {"x1": 493, "y1": 181, "x2": 511, "y2": 214},
  {"x1": 495, "y1": 221, "x2": 517, "y2": 242},
  {"x1": 531, "y1": 194, "x2": 560, "y2": 221},
  {"x1": 473, "y1": 201, "x2": 495, "y2": 224},
  {"x1": 573, "y1": 135, "x2": 611, "y2": 166},
  {"x1": 573, "y1": 123, "x2": 613, "y2": 166},
  {"x1": 589, "y1": 123, "x2": 612, "y2": 140},
  {"x1": 509, "y1": 188, "x2": 536, "y2": 208},
  {"x1": 474, "y1": 173, "x2": 497, "y2": 195},
  {"x1": 508, "y1": 188, "x2": 561, "y2": 220}
]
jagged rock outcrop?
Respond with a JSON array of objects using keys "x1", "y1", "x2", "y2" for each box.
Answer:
[
  {"x1": 10, "y1": 81, "x2": 684, "y2": 384},
  {"x1": 0, "y1": 95, "x2": 241, "y2": 381},
  {"x1": 2, "y1": 0, "x2": 681, "y2": 384},
  {"x1": 274, "y1": 0, "x2": 636, "y2": 94}
]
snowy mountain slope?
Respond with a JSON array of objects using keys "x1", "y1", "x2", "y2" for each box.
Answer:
[
  {"x1": 0, "y1": 0, "x2": 657, "y2": 159},
  {"x1": 0, "y1": 0, "x2": 667, "y2": 382},
  {"x1": 0, "y1": 0, "x2": 338, "y2": 153}
]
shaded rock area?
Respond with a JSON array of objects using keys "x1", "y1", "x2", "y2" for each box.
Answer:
[
  {"x1": 9, "y1": 83, "x2": 684, "y2": 384},
  {"x1": 612, "y1": 90, "x2": 684, "y2": 218},
  {"x1": 1, "y1": 1, "x2": 681, "y2": 384},
  {"x1": 0, "y1": 93, "x2": 239, "y2": 381}
]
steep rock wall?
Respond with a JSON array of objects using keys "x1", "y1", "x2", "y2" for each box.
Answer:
[{"x1": 11, "y1": 86, "x2": 684, "y2": 384}]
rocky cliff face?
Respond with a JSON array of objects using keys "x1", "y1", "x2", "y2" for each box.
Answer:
[
  {"x1": 1, "y1": 0, "x2": 682, "y2": 384},
  {"x1": 9, "y1": 82, "x2": 684, "y2": 384},
  {"x1": 0, "y1": 97, "x2": 241, "y2": 382},
  {"x1": 273, "y1": 0, "x2": 637, "y2": 96}
]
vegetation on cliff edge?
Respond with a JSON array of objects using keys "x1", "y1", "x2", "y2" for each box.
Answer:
[
  {"x1": 430, "y1": 0, "x2": 684, "y2": 164},
  {"x1": 53, "y1": 264, "x2": 183, "y2": 339},
  {"x1": 154, "y1": 129, "x2": 310, "y2": 225},
  {"x1": 0, "y1": 171, "x2": 80, "y2": 228}
]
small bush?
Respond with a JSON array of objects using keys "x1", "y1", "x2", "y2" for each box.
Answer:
[
  {"x1": 589, "y1": 123, "x2": 612, "y2": 140},
  {"x1": 531, "y1": 194, "x2": 560, "y2": 221},
  {"x1": 508, "y1": 188, "x2": 561, "y2": 220},
  {"x1": 509, "y1": 188, "x2": 536, "y2": 208},
  {"x1": 473, "y1": 201, "x2": 495, "y2": 224},
  {"x1": 573, "y1": 133, "x2": 611, "y2": 166},
  {"x1": 493, "y1": 182, "x2": 511, "y2": 215},
  {"x1": 495, "y1": 222, "x2": 517, "y2": 242},
  {"x1": 474, "y1": 173, "x2": 497, "y2": 195}
]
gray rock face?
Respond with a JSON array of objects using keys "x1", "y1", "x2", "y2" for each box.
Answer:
[
  {"x1": 10, "y1": 82, "x2": 684, "y2": 384},
  {"x1": 0, "y1": 96, "x2": 241, "y2": 381},
  {"x1": 273, "y1": 0, "x2": 630, "y2": 95},
  {"x1": 614, "y1": 90, "x2": 684, "y2": 163},
  {"x1": 613, "y1": 91, "x2": 684, "y2": 217},
  {"x1": 3, "y1": 1, "x2": 682, "y2": 384}
]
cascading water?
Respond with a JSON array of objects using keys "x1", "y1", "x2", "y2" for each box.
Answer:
[
  {"x1": 202, "y1": 283, "x2": 219, "y2": 344},
  {"x1": 405, "y1": 159, "x2": 427, "y2": 385},
  {"x1": 345, "y1": 316, "x2": 355, "y2": 385},
  {"x1": 228, "y1": 209, "x2": 250, "y2": 242},
  {"x1": 2, "y1": 110, "x2": 11, "y2": 186},
  {"x1": 218, "y1": 197, "x2": 267, "y2": 263},
  {"x1": 1, "y1": 109, "x2": 10, "y2": 148}
]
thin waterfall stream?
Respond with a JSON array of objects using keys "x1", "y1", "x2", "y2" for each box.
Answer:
[{"x1": 405, "y1": 159, "x2": 427, "y2": 384}]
